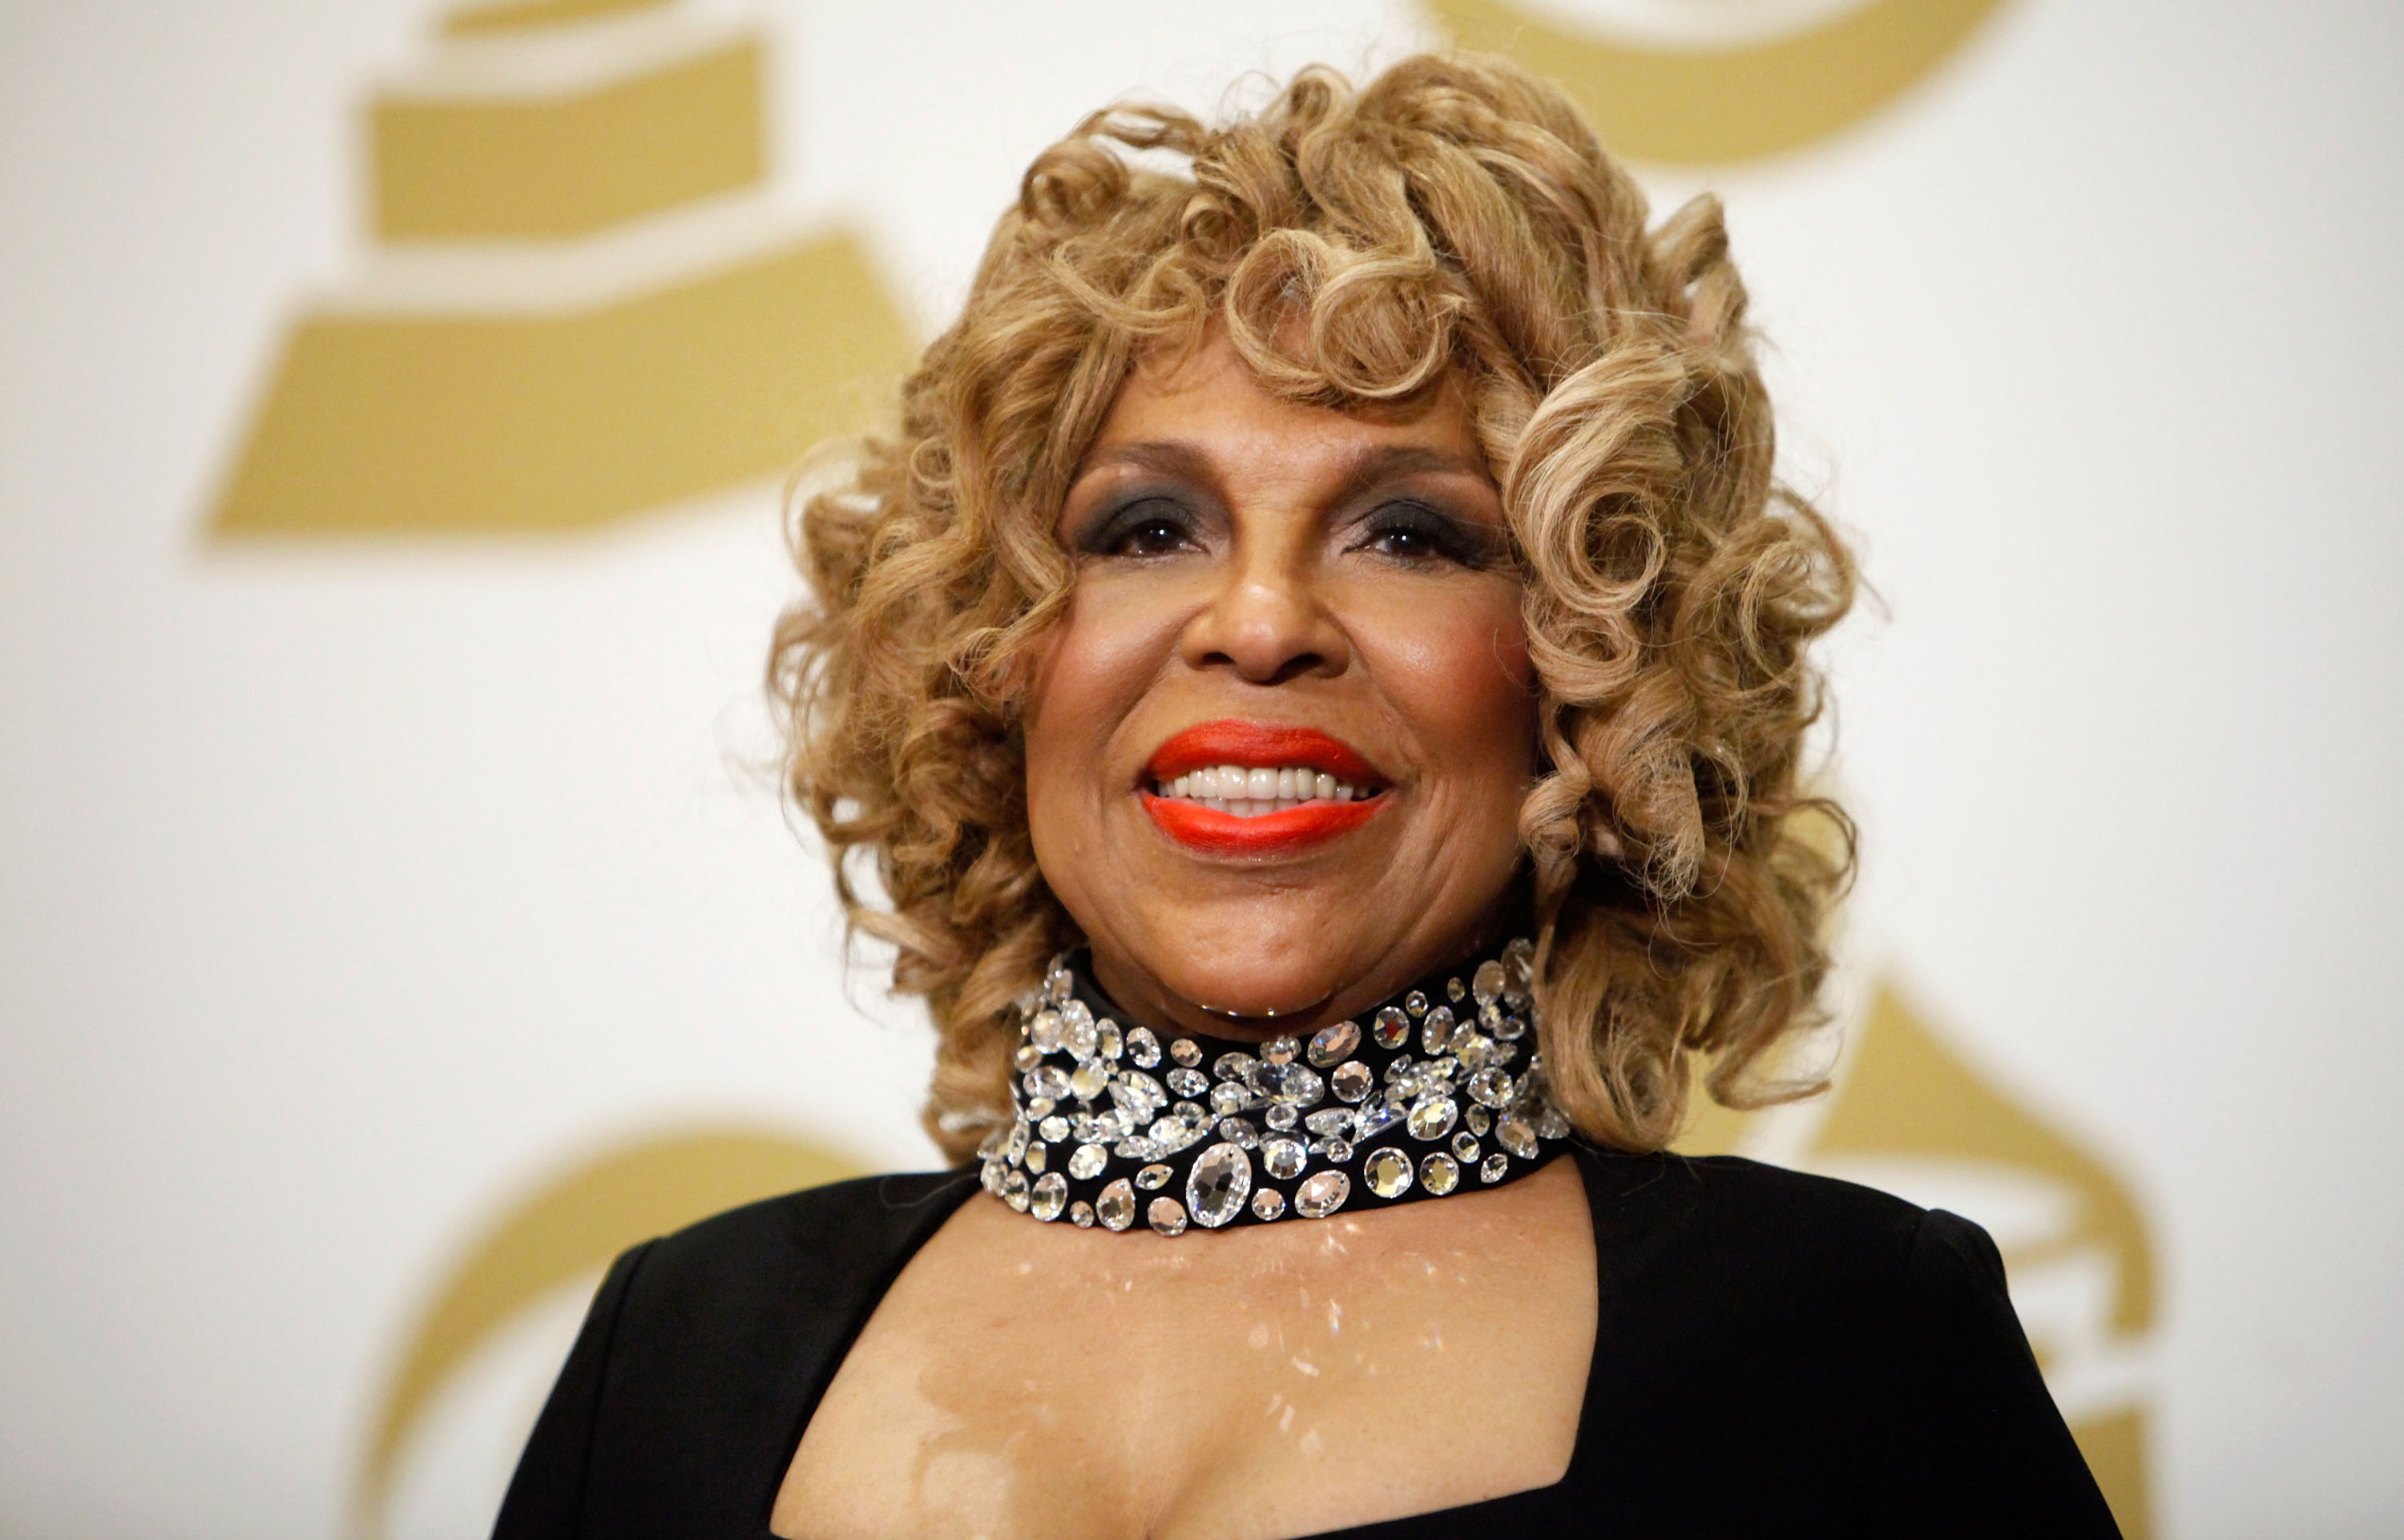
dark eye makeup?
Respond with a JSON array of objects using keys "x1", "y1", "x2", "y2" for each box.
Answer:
[
  {"x1": 1353, "y1": 498, "x2": 1511, "y2": 570},
  {"x1": 1075, "y1": 494, "x2": 1207, "y2": 558}
]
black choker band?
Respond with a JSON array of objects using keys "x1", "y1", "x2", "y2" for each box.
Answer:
[{"x1": 977, "y1": 938, "x2": 1575, "y2": 1236}]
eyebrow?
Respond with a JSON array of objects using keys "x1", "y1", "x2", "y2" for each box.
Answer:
[{"x1": 1075, "y1": 440, "x2": 1491, "y2": 494}]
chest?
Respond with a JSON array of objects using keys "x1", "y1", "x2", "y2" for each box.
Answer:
[{"x1": 772, "y1": 1162, "x2": 1597, "y2": 1540}]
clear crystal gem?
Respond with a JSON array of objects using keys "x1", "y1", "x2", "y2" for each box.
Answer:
[
  {"x1": 1331, "y1": 1061, "x2": 1373, "y2": 1103},
  {"x1": 1045, "y1": 966, "x2": 1073, "y2": 1004},
  {"x1": 1420, "y1": 1153, "x2": 1460, "y2": 1195},
  {"x1": 1265, "y1": 1103, "x2": 1299, "y2": 1131},
  {"x1": 1493, "y1": 1010, "x2": 1527, "y2": 1042},
  {"x1": 1420, "y1": 1006, "x2": 1455, "y2": 1056},
  {"x1": 1070, "y1": 1059, "x2": 1110, "y2": 1102},
  {"x1": 1099, "y1": 1019, "x2": 1123, "y2": 1059},
  {"x1": 1063, "y1": 1013, "x2": 1099, "y2": 1061},
  {"x1": 1371, "y1": 1006, "x2": 1410, "y2": 1048},
  {"x1": 1452, "y1": 1131, "x2": 1481, "y2": 1161},
  {"x1": 1496, "y1": 1113, "x2": 1539, "y2": 1159},
  {"x1": 1480, "y1": 1153, "x2": 1509, "y2": 1183},
  {"x1": 1005, "y1": 1119, "x2": 1030, "y2": 1164},
  {"x1": 1024, "y1": 1066, "x2": 1071, "y2": 1101},
  {"x1": 1148, "y1": 1197, "x2": 1188, "y2": 1236},
  {"x1": 1110, "y1": 1070, "x2": 1168, "y2": 1123},
  {"x1": 1467, "y1": 1067, "x2": 1515, "y2": 1108},
  {"x1": 1097, "y1": 1178, "x2": 1136, "y2": 1230},
  {"x1": 979, "y1": 1157, "x2": 1005, "y2": 1195},
  {"x1": 1295, "y1": 1170, "x2": 1351, "y2": 1219},
  {"x1": 1070, "y1": 1200, "x2": 1095, "y2": 1228},
  {"x1": 1404, "y1": 990, "x2": 1430, "y2": 1018},
  {"x1": 1252, "y1": 1187, "x2": 1286, "y2": 1221},
  {"x1": 1447, "y1": 976, "x2": 1467, "y2": 1003},
  {"x1": 1187, "y1": 1142, "x2": 1252, "y2": 1228},
  {"x1": 1027, "y1": 1096, "x2": 1057, "y2": 1121},
  {"x1": 1305, "y1": 1108, "x2": 1353, "y2": 1137},
  {"x1": 1135, "y1": 1162, "x2": 1173, "y2": 1191},
  {"x1": 1024, "y1": 1142, "x2": 1047, "y2": 1173},
  {"x1": 1466, "y1": 1105, "x2": 1493, "y2": 1136},
  {"x1": 1502, "y1": 937, "x2": 1535, "y2": 1006},
  {"x1": 1256, "y1": 1062, "x2": 1325, "y2": 1107},
  {"x1": 1262, "y1": 1136, "x2": 1309, "y2": 1179},
  {"x1": 1474, "y1": 959, "x2": 1506, "y2": 1007},
  {"x1": 1350, "y1": 1101, "x2": 1401, "y2": 1141},
  {"x1": 1029, "y1": 1009, "x2": 1063, "y2": 1054},
  {"x1": 1039, "y1": 1115, "x2": 1070, "y2": 1143},
  {"x1": 1126, "y1": 1026, "x2": 1162, "y2": 1068},
  {"x1": 1210, "y1": 1080, "x2": 1263, "y2": 1115},
  {"x1": 1260, "y1": 1035, "x2": 1299, "y2": 1066},
  {"x1": 1167, "y1": 1066, "x2": 1209, "y2": 1098},
  {"x1": 1170, "y1": 1038, "x2": 1202, "y2": 1067},
  {"x1": 1031, "y1": 1171, "x2": 1067, "y2": 1220},
  {"x1": 1363, "y1": 1147, "x2": 1414, "y2": 1199},
  {"x1": 1217, "y1": 1116, "x2": 1259, "y2": 1148},
  {"x1": 1305, "y1": 1019, "x2": 1360, "y2": 1067},
  {"x1": 1321, "y1": 1136, "x2": 1353, "y2": 1164},
  {"x1": 1116, "y1": 1136, "x2": 1160, "y2": 1162},
  {"x1": 1213, "y1": 1051, "x2": 1259, "y2": 1083},
  {"x1": 1068, "y1": 1143, "x2": 1107, "y2": 1179},
  {"x1": 1000, "y1": 1169, "x2": 1031, "y2": 1211},
  {"x1": 1148, "y1": 1115, "x2": 1204, "y2": 1154},
  {"x1": 1538, "y1": 1106, "x2": 1572, "y2": 1140},
  {"x1": 1407, "y1": 1095, "x2": 1458, "y2": 1141},
  {"x1": 1014, "y1": 1044, "x2": 1042, "y2": 1071},
  {"x1": 977, "y1": 1127, "x2": 1006, "y2": 1161},
  {"x1": 1454, "y1": 1033, "x2": 1495, "y2": 1073}
]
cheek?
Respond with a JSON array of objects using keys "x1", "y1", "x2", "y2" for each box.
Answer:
[
  {"x1": 1023, "y1": 578, "x2": 1194, "y2": 813},
  {"x1": 1368, "y1": 583, "x2": 1536, "y2": 788}
]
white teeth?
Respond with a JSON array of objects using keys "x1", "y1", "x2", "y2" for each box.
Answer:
[{"x1": 1154, "y1": 762, "x2": 1372, "y2": 815}]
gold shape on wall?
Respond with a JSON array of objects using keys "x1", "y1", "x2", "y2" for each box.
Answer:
[
  {"x1": 1422, "y1": 0, "x2": 2011, "y2": 164},
  {"x1": 212, "y1": 1, "x2": 912, "y2": 538},
  {"x1": 355, "y1": 1126, "x2": 863, "y2": 1538},
  {"x1": 1676, "y1": 975, "x2": 2158, "y2": 1536}
]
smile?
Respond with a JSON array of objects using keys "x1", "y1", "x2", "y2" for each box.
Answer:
[{"x1": 1139, "y1": 720, "x2": 1390, "y2": 856}]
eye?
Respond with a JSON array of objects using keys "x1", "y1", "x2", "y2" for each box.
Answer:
[
  {"x1": 1081, "y1": 496, "x2": 1202, "y2": 558},
  {"x1": 1355, "y1": 500, "x2": 1505, "y2": 567}
]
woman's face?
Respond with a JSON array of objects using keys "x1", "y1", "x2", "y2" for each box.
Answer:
[{"x1": 1024, "y1": 335, "x2": 1536, "y2": 1038}]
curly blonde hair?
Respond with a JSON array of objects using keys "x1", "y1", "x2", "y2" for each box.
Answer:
[{"x1": 770, "y1": 52, "x2": 1856, "y2": 1163}]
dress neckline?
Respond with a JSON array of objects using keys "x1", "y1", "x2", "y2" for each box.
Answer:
[{"x1": 756, "y1": 1144, "x2": 1612, "y2": 1540}]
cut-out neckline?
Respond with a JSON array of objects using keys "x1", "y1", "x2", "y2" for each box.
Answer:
[{"x1": 760, "y1": 1148, "x2": 1606, "y2": 1540}]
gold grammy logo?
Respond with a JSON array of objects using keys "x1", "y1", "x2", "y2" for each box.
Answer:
[
  {"x1": 1422, "y1": 0, "x2": 2012, "y2": 163},
  {"x1": 211, "y1": 0, "x2": 910, "y2": 536}
]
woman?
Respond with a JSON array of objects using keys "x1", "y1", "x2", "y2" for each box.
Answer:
[{"x1": 496, "y1": 54, "x2": 2119, "y2": 1539}]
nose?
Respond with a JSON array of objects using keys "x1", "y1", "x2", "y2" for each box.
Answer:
[{"x1": 1180, "y1": 540, "x2": 1349, "y2": 685}]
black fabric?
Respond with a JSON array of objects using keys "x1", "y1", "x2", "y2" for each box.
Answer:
[{"x1": 494, "y1": 1148, "x2": 2120, "y2": 1539}]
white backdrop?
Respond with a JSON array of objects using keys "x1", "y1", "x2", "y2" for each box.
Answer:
[{"x1": 4, "y1": 2, "x2": 2402, "y2": 1536}]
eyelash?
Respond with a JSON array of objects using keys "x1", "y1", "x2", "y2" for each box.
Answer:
[{"x1": 1079, "y1": 495, "x2": 1503, "y2": 568}]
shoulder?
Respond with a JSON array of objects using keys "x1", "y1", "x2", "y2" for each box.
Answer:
[
  {"x1": 1577, "y1": 1147, "x2": 1933, "y2": 1288},
  {"x1": 496, "y1": 1169, "x2": 981, "y2": 1538},
  {"x1": 619, "y1": 1167, "x2": 980, "y2": 1318}
]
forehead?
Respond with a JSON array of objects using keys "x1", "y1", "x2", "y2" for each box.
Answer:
[{"x1": 1078, "y1": 336, "x2": 1488, "y2": 484}]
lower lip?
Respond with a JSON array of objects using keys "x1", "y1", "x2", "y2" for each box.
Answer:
[{"x1": 1141, "y1": 792, "x2": 1386, "y2": 856}]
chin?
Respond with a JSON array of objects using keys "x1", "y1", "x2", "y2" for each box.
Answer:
[{"x1": 1152, "y1": 914, "x2": 1362, "y2": 1021}]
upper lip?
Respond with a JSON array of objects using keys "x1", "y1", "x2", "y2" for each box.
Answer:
[{"x1": 1144, "y1": 720, "x2": 1386, "y2": 786}]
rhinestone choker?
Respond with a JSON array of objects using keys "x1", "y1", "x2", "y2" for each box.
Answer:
[{"x1": 977, "y1": 938, "x2": 1576, "y2": 1236}]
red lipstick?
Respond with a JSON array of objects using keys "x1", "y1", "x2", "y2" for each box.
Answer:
[
  {"x1": 1140, "y1": 720, "x2": 1388, "y2": 857},
  {"x1": 1144, "y1": 721, "x2": 1381, "y2": 784}
]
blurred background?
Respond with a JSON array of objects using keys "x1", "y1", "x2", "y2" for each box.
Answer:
[{"x1": 4, "y1": 2, "x2": 2400, "y2": 1535}]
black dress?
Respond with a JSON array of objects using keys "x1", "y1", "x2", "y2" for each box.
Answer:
[{"x1": 494, "y1": 1145, "x2": 2121, "y2": 1538}]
